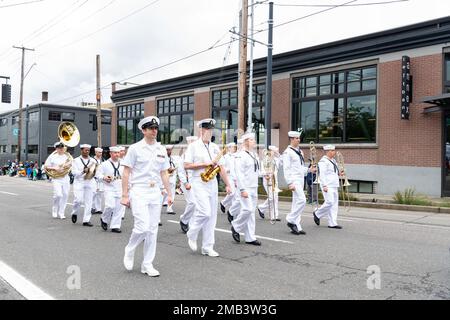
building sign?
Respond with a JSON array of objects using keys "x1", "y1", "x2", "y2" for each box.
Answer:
[
  {"x1": 1, "y1": 84, "x2": 11, "y2": 104},
  {"x1": 13, "y1": 128, "x2": 19, "y2": 136},
  {"x1": 401, "y1": 56, "x2": 412, "y2": 120}
]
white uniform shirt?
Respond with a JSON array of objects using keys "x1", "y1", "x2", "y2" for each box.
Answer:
[
  {"x1": 122, "y1": 139, "x2": 170, "y2": 187},
  {"x1": 235, "y1": 150, "x2": 260, "y2": 191},
  {"x1": 177, "y1": 153, "x2": 190, "y2": 185},
  {"x1": 318, "y1": 156, "x2": 340, "y2": 188},
  {"x1": 44, "y1": 153, "x2": 71, "y2": 181},
  {"x1": 168, "y1": 155, "x2": 181, "y2": 184},
  {"x1": 96, "y1": 159, "x2": 124, "y2": 193},
  {"x1": 223, "y1": 153, "x2": 236, "y2": 181},
  {"x1": 282, "y1": 146, "x2": 308, "y2": 185},
  {"x1": 183, "y1": 139, "x2": 224, "y2": 179},
  {"x1": 71, "y1": 156, "x2": 97, "y2": 182}
]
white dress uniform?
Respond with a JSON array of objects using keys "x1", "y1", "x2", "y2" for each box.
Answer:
[
  {"x1": 258, "y1": 154, "x2": 281, "y2": 220},
  {"x1": 227, "y1": 140, "x2": 243, "y2": 220},
  {"x1": 231, "y1": 147, "x2": 260, "y2": 243},
  {"x1": 315, "y1": 154, "x2": 340, "y2": 227},
  {"x1": 184, "y1": 138, "x2": 224, "y2": 253},
  {"x1": 44, "y1": 151, "x2": 70, "y2": 219},
  {"x1": 123, "y1": 138, "x2": 169, "y2": 272},
  {"x1": 282, "y1": 145, "x2": 308, "y2": 232},
  {"x1": 96, "y1": 158, "x2": 124, "y2": 230},
  {"x1": 92, "y1": 155, "x2": 104, "y2": 213},
  {"x1": 71, "y1": 155, "x2": 97, "y2": 223},
  {"x1": 179, "y1": 152, "x2": 196, "y2": 227},
  {"x1": 220, "y1": 148, "x2": 237, "y2": 211},
  {"x1": 163, "y1": 153, "x2": 180, "y2": 214}
]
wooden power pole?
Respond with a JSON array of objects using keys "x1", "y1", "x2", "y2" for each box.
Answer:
[
  {"x1": 96, "y1": 54, "x2": 102, "y2": 148},
  {"x1": 238, "y1": 0, "x2": 248, "y2": 137}
]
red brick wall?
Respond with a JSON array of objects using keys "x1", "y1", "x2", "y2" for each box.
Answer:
[
  {"x1": 272, "y1": 78, "x2": 291, "y2": 149},
  {"x1": 195, "y1": 91, "x2": 211, "y2": 121},
  {"x1": 144, "y1": 100, "x2": 156, "y2": 116}
]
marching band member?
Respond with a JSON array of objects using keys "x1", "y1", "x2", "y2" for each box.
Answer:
[
  {"x1": 121, "y1": 116, "x2": 172, "y2": 277},
  {"x1": 91, "y1": 147, "x2": 104, "y2": 215},
  {"x1": 163, "y1": 145, "x2": 179, "y2": 215},
  {"x1": 70, "y1": 144, "x2": 96, "y2": 227},
  {"x1": 184, "y1": 119, "x2": 231, "y2": 257},
  {"x1": 227, "y1": 138, "x2": 243, "y2": 223},
  {"x1": 220, "y1": 142, "x2": 237, "y2": 214},
  {"x1": 313, "y1": 145, "x2": 343, "y2": 229},
  {"x1": 282, "y1": 131, "x2": 316, "y2": 235},
  {"x1": 97, "y1": 146, "x2": 124, "y2": 233},
  {"x1": 118, "y1": 146, "x2": 127, "y2": 221},
  {"x1": 44, "y1": 142, "x2": 71, "y2": 219},
  {"x1": 179, "y1": 136, "x2": 198, "y2": 233},
  {"x1": 231, "y1": 132, "x2": 261, "y2": 246},
  {"x1": 258, "y1": 145, "x2": 281, "y2": 221}
]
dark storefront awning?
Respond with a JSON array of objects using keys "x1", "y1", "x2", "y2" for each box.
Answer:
[{"x1": 421, "y1": 93, "x2": 450, "y2": 114}]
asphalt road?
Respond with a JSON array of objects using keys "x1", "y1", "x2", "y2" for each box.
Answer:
[{"x1": 0, "y1": 176, "x2": 449, "y2": 300}]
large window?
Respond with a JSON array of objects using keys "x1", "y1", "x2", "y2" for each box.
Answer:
[
  {"x1": 27, "y1": 145, "x2": 38, "y2": 154},
  {"x1": 157, "y1": 95, "x2": 194, "y2": 144},
  {"x1": 12, "y1": 116, "x2": 19, "y2": 125},
  {"x1": 11, "y1": 145, "x2": 17, "y2": 154},
  {"x1": 0, "y1": 145, "x2": 6, "y2": 153},
  {"x1": 212, "y1": 84, "x2": 266, "y2": 145},
  {"x1": 29, "y1": 111, "x2": 39, "y2": 122},
  {"x1": 117, "y1": 103, "x2": 144, "y2": 145},
  {"x1": 293, "y1": 66, "x2": 377, "y2": 143},
  {"x1": 0, "y1": 118, "x2": 7, "y2": 127},
  {"x1": 445, "y1": 53, "x2": 450, "y2": 93},
  {"x1": 89, "y1": 114, "x2": 112, "y2": 124}
]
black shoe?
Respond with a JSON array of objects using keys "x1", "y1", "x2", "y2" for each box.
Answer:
[
  {"x1": 313, "y1": 211, "x2": 320, "y2": 226},
  {"x1": 287, "y1": 222, "x2": 299, "y2": 233},
  {"x1": 291, "y1": 230, "x2": 306, "y2": 235},
  {"x1": 166, "y1": 211, "x2": 176, "y2": 215},
  {"x1": 328, "y1": 225, "x2": 343, "y2": 229},
  {"x1": 220, "y1": 202, "x2": 226, "y2": 213},
  {"x1": 100, "y1": 218, "x2": 107, "y2": 231},
  {"x1": 180, "y1": 221, "x2": 189, "y2": 234},
  {"x1": 71, "y1": 215, "x2": 77, "y2": 224},
  {"x1": 83, "y1": 222, "x2": 93, "y2": 227},
  {"x1": 257, "y1": 208, "x2": 265, "y2": 219},
  {"x1": 231, "y1": 226, "x2": 240, "y2": 243},
  {"x1": 95, "y1": 211, "x2": 102, "y2": 215},
  {"x1": 91, "y1": 208, "x2": 96, "y2": 214},
  {"x1": 158, "y1": 222, "x2": 162, "y2": 226},
  {"x1": 227, "y1": 211, "x2": 234, "y2": 223},
  {"x1": 275, "y1": 218, "x2": 281, "y2": 222},
  {"x1": 122, "y1": 217, "x2": 124, "y2": 220},
  {"x1": 162, "y1": 204, "x2": 168, "y2": 207},
  {"x1": 246, "y1": 240, "x2": 262, "y2": 246},
  {"x1": 111, "y1": 228, "x2": 122, "y2": 233}
]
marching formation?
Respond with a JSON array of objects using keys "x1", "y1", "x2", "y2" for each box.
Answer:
[{"x1": 43, "y1": 117, "x2": 350, "y2": 277}]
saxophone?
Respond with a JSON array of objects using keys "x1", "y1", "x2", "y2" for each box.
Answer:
[{"x1": 200, "y1": 147, "x2": 226, "y2": 183}]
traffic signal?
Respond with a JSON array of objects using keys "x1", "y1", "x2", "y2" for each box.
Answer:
[
  {"x1": 2, "y1": 84, "x2": 11, "y2": 103},
  {"x1": 92, "y1": 115, "x2": 97, "y2": 131}
]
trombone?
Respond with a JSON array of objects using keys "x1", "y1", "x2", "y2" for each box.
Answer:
[
  {"x1": 309, "y1": 141, "x2": 320, "y2": 211},
  {"x1": 335, "y1": 151, "x2": 351, "y2": 212}
]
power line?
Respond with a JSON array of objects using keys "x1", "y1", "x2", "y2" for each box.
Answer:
[
  {"x1": 274, "y1": 0, "x2": 408, "y2": 7},
  {"x1": 0, "y1": 0, "x2": 44, "y2": 9}
]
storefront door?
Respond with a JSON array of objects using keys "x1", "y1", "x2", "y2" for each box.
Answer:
[{"x1": 443, "y1": 114, "x2": 450, "y2": 196}]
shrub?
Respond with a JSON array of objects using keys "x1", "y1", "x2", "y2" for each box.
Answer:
[{"x1": 393, "y1": 188, "x2": 432, "y2": 206}]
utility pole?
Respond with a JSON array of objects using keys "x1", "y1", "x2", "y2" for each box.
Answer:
[
  {"x1": 238, "y1": 0, "x2": 248, "y2": 137},
  {"x1": 247, "y1": 0, "x2": 255, "y2": 134},
  {"x1": 13, "y1": 46, "x2": 34, "y2": 162},
  {"x1": 264, "y1": 2, "x2": 274, "y2": 149},
  {"x1": 96, "y1": 54, "x2": 102, "y2": 148}
]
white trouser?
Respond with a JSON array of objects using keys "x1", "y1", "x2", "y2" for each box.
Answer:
[
  {"x1": 315, "y1": 187, "x2": 339, "y2": 227},
  {"x1": 228, "y1": 189, "x2": 241, "y2": 217},
  {"x1": 231, "y1": 188, "x2": 258, "y2": 242},
  {"x1": 220, "y1": 179, "x2": 236, "y2": 209},
  {"x1": 72, "y1": 180, "x2": 95, "y2": 223},
  {"x1": 179, "y1": 184, "x2": 196, "y2": 225},
  {"x1": 92, "y1": 181, "x2": 104, "y2": 212},
  {"x1": 187, "y1": 178, "x2": 218, "y2": 251},
  {"x1": 125, "y1": 185, "x2": 162, "y2": 269},
  {"x1": 101, "y1": 191, "x2": 122, "y2": 229},
  {"x1": 258, "y1": 179, "x2": 279, "y2": 219},
  {"x1": 52, "y1": 178, "x2": 70, "y2": 218},
  {"x1": 286, "y1": 182, "x2": 306, "y2": 231},
  {"x1": 163, "y1": 180, "x2": 176, "y2": 212}
]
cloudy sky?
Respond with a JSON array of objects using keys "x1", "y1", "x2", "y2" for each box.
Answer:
[{"x1": 0, "y1": 0, "x2": 449, "y2": 112}]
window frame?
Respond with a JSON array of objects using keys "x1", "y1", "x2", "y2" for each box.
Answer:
[
  {"x1": 117, "y1": 103, "x2": 144, "y2": 145},
  {"x1": 157, "y1": 94, "x2": 194, "y2": 144}
]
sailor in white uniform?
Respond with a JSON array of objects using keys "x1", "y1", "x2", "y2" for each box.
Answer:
[
  {"x1": 313, "y1": 144, "x2": 343, "y2": 229},
  {"x1": 118, "y1": 146, "x2": 127, "y2": 221},
  {"x1": 258, "y1": 145, "x2": 281, "y2": 221},
  {"x1": 44, "y1": 142, "x2": 71, "y2": 219},
  {"x1": 227, "y1": 138, "x2": 244, "y2": 223},
  {"x1": 220, "y1": 142, "x2": 237, "y2": 214},
  {"x1": 121, "y1": 116, "x2": 172, "y2": 277},
  {"x1": 97, "y1": 146, "x2": 124, "y2": 233},
  {"x1": 230, "y1": 132, "x2": 261, "y2": 246},
  {"x1": 91, "y1": 147, "x2": 104, "y2": 215},
  {"x1": 184, "y1": 119, "x2": 232, "y2": 257},
  {"x1": 179, "y1": 136, "x2": 198, "y2": 233},
  {"x1": 163, "y1": 145, "x2": 180, "y2": 215},
  {"x1": 282, "y1": 131, "x2": 316, "y2": 235},
  {"x1": 70, "y1": 144, "x2": 97, "y2": 227}
]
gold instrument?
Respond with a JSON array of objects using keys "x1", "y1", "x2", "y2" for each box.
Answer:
[
  {"x1": 84, "y1": 162, "x2": 98, "y2": 180},
  {"x1": 309, "y1": 141, "x2": 321, "y2": 210},
  {"x1": 105, "y1": 175, "x2": 121, "y2": 182},
  {"x1": 44, "y1": 122, "x2": 80, "y2": 179},
  {"x1": 335, "y1": 151, "x2": 351, "y2": 211},
  {"x1": 200, "y1": 147, "x2": 226, "y2": 183},
  {"x1": 262, "y1": 149, "x2": 280, "y2": 224}
]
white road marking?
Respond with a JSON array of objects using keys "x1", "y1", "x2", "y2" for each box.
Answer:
[
  {"x1": 167, "y1": 220, "x2": 294, "y2": 244},
  {"x1": 0, "y1": 260, "x2": 54, "y2": 300},
  {"x1": 0, "y1": 191, "x2": 19, "y2": 196}
]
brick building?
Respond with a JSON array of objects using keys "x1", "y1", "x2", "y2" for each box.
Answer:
[{"x1": 110, "y1": 17, "x2": 450, "y2": 197}]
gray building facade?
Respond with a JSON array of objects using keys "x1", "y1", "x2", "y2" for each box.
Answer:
[{"x1": 0, "y1": 103, "x2": 111, "y2": 165}]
